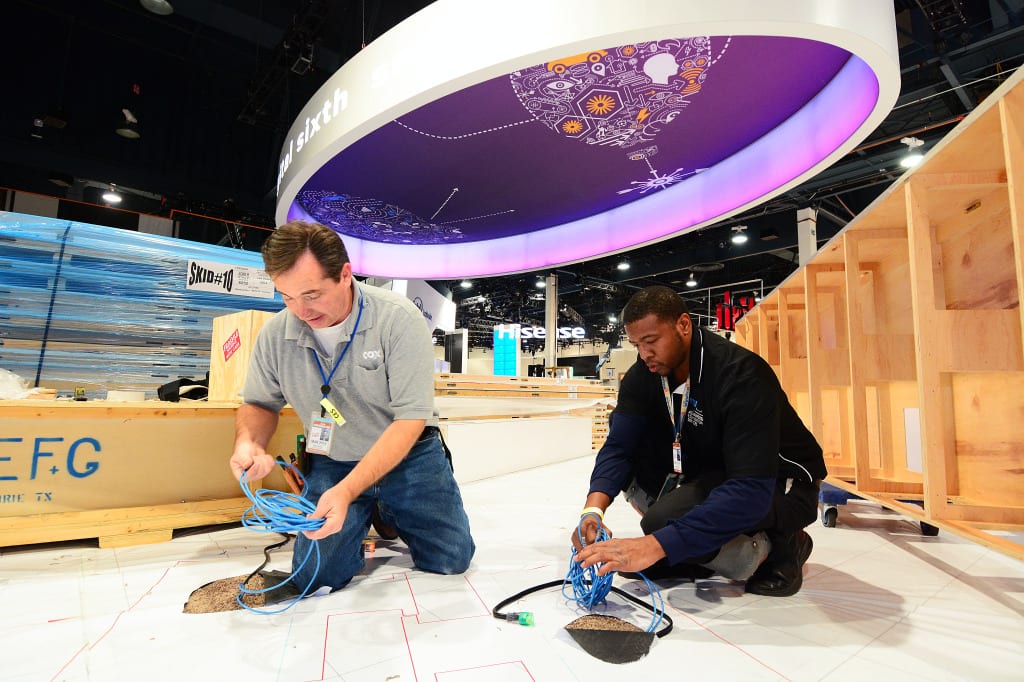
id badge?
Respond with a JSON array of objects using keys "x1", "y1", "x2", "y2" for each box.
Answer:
[
  {"x1": 306, "y1": 413, "x2": 334, "y2": 455},
  {"x1": 672, "y1": 441, "x2": 682, "y2": 473}
]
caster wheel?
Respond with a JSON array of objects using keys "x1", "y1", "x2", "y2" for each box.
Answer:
[
  {"x1": 920, "y1": 521, "x2": 939, "y2": 536},
  {"x1": 822, "y1": 506, "x2": 838, "y2": 528}
]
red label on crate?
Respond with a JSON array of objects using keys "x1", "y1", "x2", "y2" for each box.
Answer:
[{"x1": 223, "y1": 328, "x2": 241, "y2": 362}]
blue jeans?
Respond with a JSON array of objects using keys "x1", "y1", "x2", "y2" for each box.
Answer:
[{"x1": 292, "y1": 430, "x2": 475, "y2": 591}]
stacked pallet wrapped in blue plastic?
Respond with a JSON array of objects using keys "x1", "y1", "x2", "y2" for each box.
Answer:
[{"x1": 0, "y1": 213, "x2": 282, "y2": 398}]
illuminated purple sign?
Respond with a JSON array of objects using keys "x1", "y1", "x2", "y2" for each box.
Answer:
[{"x1": 278, "y1": 3, "x2": 898, "y2": 278}]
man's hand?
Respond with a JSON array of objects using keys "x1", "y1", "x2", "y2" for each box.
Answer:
[
  {"x1": 570, "y1": 515, "x2": 614, "y2": 551},
  {"x1": 303, "y1": 484, "x2": 354, "y2": 540},
  {"x1": 230, "y1": 441, "x2": 276, "y2": 481},
  {"x1": 573, "y1": 535, "x2": 667, "y2": 576}
]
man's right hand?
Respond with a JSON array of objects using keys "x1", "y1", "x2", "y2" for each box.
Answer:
[
  {"x1": 230, "y1": 441, "x2": 276, "y2": 481},
  {"x1": 571, "y1": 514, "x2": 613, "y2": 551}
]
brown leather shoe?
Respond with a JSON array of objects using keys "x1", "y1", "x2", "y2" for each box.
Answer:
[{"x1": 371, "y1": 504, "x2": 399, "y2": 540}]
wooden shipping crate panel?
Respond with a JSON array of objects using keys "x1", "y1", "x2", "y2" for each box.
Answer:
[
  {"x1": 208, "y1": 310, "x2": 277, "y2": 402},
  {"x1": 0, "y1": 402, "x2": 303, "y2": 518}
]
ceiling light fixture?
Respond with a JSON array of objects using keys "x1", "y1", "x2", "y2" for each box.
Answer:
[
  {"x1": 686, "y1": 273, "x2": 697, "y2": 288},
  {"x1": 617, "y1": 260, "x2": 630, "y2": 271},
  {"x1": 116, "y1": 108, "x2": 141, "y2": 139},
  {"x1": 535, "y1": 279, "x2": 546, "y2": 288},
  {"x1": 140, "y1": 0, "x2": 174, "y2": 15},
  {"x1": 730, "y1": 225, "x2": 748, "y2": 244},
  {"x1": 459, "y1": 279, "x2": 472, "y2": 289},
  {"x1": 899, "y1": 136, "x2": 924, "y2": 168},
  {"x1": 102, "y1": 185, "x2": 123, "y2": 204}
]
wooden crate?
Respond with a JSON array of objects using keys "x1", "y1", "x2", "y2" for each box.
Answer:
[
  {"x1": 734, "y1": 67, "x2": 1024, "y2": 561},
  {"x1": 208, "y1": 309, "x2": 276, "y2": 402},
  {"x1": 0, "y1": 400, "x2": 303, "y2": 547}
]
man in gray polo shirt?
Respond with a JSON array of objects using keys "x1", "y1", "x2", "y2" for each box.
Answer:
[{"x1": 229, "y1": 220, "x2": 475, "y2": 594}]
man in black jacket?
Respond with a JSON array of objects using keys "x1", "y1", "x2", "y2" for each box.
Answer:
[{"x1": 573, "y1": 286, "x2": 826, "y2": 596}]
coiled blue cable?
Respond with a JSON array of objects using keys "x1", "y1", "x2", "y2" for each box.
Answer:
[
  {"x1": 236, "y1": 462, "x2": 324, "y2": 614},
  {"x1": 564, "y1": 512, "x2": 666, "y2": 633},
  {"x1": 564, "y1": 514, "x2": 614, "y2": 610}
]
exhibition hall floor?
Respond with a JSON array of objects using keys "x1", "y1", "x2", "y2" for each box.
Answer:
[{"x1": 3, "y1": 455, "x2": 1022, "y2": 682}]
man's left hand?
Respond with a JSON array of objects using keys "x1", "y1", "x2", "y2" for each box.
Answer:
[
  {"x1": 304, "y1": 484, "x2": 353, "y2": 540},
  {"x1": 573, "y1": 535, "x2": 667, "y2": 576}
]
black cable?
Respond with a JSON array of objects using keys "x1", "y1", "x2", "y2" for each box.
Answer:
[
  {"x1": 241, "y1": 532, "x2": 292, "y2": 587},
  {"x1": 491, "y1": 579, "x2": 674, "y2": 638}
]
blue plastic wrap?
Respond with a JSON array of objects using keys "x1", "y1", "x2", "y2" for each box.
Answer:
[{"x1": 0, "y1": 212, "x2": 283, "y2": 398}]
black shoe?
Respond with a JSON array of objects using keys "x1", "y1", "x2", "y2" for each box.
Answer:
[
  {"x1": 257, "y1": 569, "x2": 304, "y2": 605},
  {"x1": 744, "y1": 530, "x2": 813, "y2": 597},
  {"x1": 620, "y1": 561, "x2": 714, "y2": 582}
]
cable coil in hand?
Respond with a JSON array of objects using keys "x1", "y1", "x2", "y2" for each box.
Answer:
[
  {"x1": 564, "y1": 515, "x2": 615, "y2": 610},
  {"x1": 564, "y1": 512, "x2": 666, "y2": 633},
  {"x1": 237, "y1": 462, "x2": 324, "y2": 614}
]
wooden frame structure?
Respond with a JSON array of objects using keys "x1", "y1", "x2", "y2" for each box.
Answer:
[{"x1": 735, "y1": 67, "x2": 1024, "y2": 560}]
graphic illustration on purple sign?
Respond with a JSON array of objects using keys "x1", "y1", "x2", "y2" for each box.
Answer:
[
  {"x1": 293, "y1": 35, "x2": 854, "y2": 247},
  {"x1": 510, "y1": 38, "x2": 722, "y2": 152}
]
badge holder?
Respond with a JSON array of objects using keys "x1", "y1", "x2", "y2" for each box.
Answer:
[{"x1": 295, "y1": 434, "x2": 310, "y2": 475}]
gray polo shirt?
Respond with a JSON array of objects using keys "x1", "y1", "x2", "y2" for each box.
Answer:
[{"x1": 242, "y1": 280, "x2": 438, "y2": 461}]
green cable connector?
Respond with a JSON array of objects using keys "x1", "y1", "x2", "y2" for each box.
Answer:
[{"x1": 504, "y1": 611, "x2": 534, "y2": 626}]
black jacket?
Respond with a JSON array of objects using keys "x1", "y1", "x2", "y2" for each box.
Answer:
[{"x1": 590, "y1": 328, "x2": 826, "y2": 563}]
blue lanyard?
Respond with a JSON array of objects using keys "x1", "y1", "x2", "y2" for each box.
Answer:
[
  {"x1": 311, "y1": 292, "x2": 364, "y2": 400},
  {"x1": 660, "y1": 376, "x2": 690, "y2": 444}
]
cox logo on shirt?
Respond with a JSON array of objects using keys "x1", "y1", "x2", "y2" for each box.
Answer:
[{"x1": 362, "y1": 349, "x2": 383, "y2": 360}]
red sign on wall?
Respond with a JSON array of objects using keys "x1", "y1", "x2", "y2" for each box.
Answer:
[
  {"x1": 222, "y1": 328, "x2": 241, "y2": 362},
  {"x1": 716, "y1": 291, "x2": 756, "y2": 331}
]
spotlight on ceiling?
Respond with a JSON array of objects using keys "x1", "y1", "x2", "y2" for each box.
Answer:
[
  {"x1": 140, "y1": 0, "x2": 174, "y2": 15},
  {"x1": 535, "y1": 279, "x2": 546, "y2": 288},
  {"x1": 459, "y1": 280, "x2": 472, "y2": 289},
  {"x1": 116, "y1": 108, "x2": 141, "y2": 139},
  {"x1": 899, "y1": 136, "x2": 924, "y2": 168},
  {"x1": 730, "y1": 225, "x2": 749, "y2": 244},
  {"x1": 686, "y1": 273, "x2": 697, "y2": 288},
  {"x1": 102, "y1": 185, "x2": 122, "y2": 204},
  {"x1": 617, "y1": 260, "x2": 630, "y2": 271}
]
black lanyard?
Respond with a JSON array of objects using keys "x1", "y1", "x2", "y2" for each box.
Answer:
[{"x1": 311, "y1": 293, "x2": 364, "y2": 409}]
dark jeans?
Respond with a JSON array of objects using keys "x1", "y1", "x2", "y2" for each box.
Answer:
[
  {"x1": 292, "y1": 430, "x2": 475, "y2": 591},
  {"x1": 639, "y1": 471, "x2": 820, "y2": 563}
]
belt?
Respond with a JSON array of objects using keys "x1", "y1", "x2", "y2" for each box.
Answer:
[{"x1": 417, "y1": 425, "x2": 440, "y2": 441}]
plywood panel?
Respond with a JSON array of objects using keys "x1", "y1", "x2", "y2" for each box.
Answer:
[
  {"x1": 849, "y1": 189, "x2": 907, "y2": 234},
  {"x1": 1000, "y1": 80, "x2": 1024, "y2": 365},
  {"x1": 934, "y1": 188, "x2": 1017, "y2": 310},
  {"x1": 819, "y1": 387, "x2": 850, "y2": 471},
  {"x1": 951, "y1": 372, "x2": 1024, "y2": 509},
  {"x1": 209, "y1": 309, "x2": 277, "y2": 402},
  {"x1": 921, "y1": 104, "x2": 1006, "y2": 175},
  {"x1": 872, "y1": 381, "x2": 923, "y2": 482}
]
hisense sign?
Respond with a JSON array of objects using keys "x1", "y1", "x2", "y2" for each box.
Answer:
[{"x1": 494, "y1": 324, "x2": 587, "y2": 340}]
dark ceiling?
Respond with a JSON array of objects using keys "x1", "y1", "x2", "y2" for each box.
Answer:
[{"x1": 3, "y1": 0, "x2": 1024, "y2": 348}]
